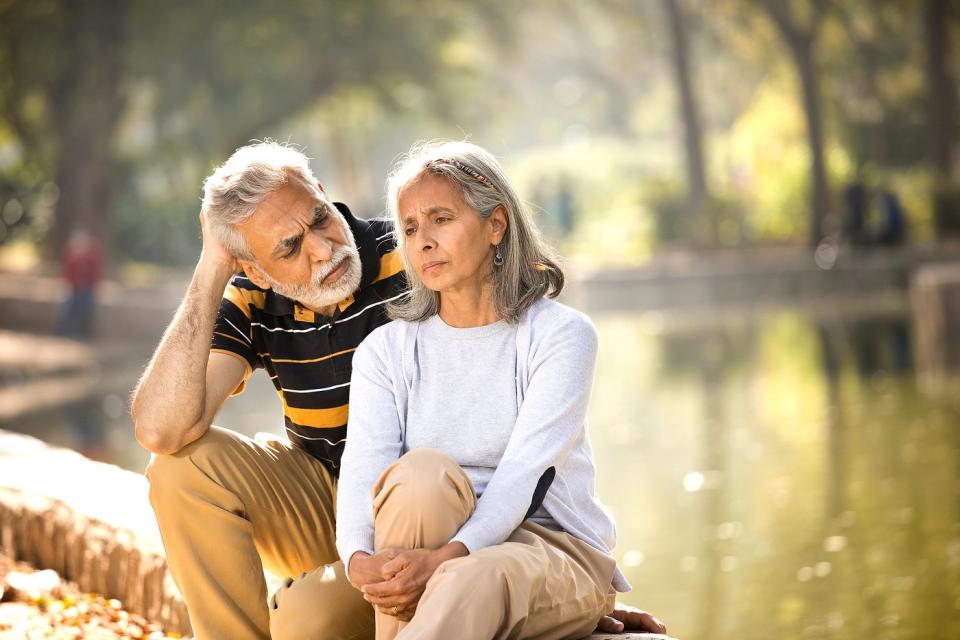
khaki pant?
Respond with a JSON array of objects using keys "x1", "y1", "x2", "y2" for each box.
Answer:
[
  {"x1": 273, "y1": 448, "x2": 617, "y2": 640},
  {"x1": 146, "y1": 426, "x2": 374, "y2": 640}
]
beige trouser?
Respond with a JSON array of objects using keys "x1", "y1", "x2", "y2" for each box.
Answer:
[
  {"x1": 273, "y1": 448, "x2": 617, "y2": 640},
  {"x1": 146, "y1": 426, "x2": 374, "y2": 640}
]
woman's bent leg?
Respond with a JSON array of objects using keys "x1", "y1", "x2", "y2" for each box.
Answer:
[
  {"x1": 371, "y1": 448, "x2": 477, "y2": 640},
  {"x1": 397, "y1": 522, "x2": 616, "y2": 640}
]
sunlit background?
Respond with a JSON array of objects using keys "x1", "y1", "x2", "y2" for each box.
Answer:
[{"x1": 2, "y1": 1, "x2": 960, "y2": 639}]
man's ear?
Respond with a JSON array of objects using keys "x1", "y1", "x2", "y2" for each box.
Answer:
[
  {"x1": 239, "y1": 260, "x2": 271, "y2": 290},
  {"x1": 490, "y1": 205, "x2": 508, "y2": 245},
  {"x1": 316, "y1": 181, "x2": 326, "y2": 194}
]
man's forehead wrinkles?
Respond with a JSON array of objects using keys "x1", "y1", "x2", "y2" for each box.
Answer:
[{"x1": 267, "y1": 202, "x2": 333, "y2": 258}]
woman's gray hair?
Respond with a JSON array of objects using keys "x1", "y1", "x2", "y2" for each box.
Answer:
[
  {"x1": 386, "y1": 140, "x2": 564, "y2": 323},
  {"x1": 201, "y1": 141, "x2": 319, "y2": 261}
]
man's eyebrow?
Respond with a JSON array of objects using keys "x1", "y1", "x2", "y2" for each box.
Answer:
[
  {"x1": 272, "y1": 232, "x2": 302, "y2": 258},
  {"x1": 271, "y1": 205, "x2": 330, "y2": 257}
]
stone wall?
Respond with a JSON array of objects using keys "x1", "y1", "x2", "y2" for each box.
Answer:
[{"x1": 0, "y1": 430, "x2": 190, "y2": 635}]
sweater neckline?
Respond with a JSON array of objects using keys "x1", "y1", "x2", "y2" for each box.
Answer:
[{"x1": 423, "y1": 313, "x2": 513, "y2": 340}]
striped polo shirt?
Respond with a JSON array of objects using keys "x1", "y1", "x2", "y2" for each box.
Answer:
[{"x1": 210, "y1": 202, "x2": 405, "y2": 474}]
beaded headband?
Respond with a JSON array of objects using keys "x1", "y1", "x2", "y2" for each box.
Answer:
[{"x1": 438, "y1": 158, "x2": 494, "y2": 188}]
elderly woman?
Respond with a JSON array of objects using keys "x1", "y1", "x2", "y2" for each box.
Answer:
[{"x1": 335, "y1": 141, "x2": 663, "y2": 640}]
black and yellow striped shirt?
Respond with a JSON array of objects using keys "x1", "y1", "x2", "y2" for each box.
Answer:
[{"x1": 210, "y1": 202, "x2": 405, "y2": 474}]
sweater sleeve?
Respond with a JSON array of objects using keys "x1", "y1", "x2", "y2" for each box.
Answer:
[
  {"x1": 451, "y1": 311, "x2": 599, "y2": 553},
  {"x1": 335, "y1": 329, "x2": 404, "y2": 576}
]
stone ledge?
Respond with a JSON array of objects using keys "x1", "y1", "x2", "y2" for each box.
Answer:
[{"x1": 0, "y1": 430, "x2": 191, "y2": 636}]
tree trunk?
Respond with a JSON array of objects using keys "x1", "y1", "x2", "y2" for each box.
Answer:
[
  {"x1": 664, "y1": 0, "x2": 711, "y2": 243},
  {"x1": 792, "y1": 40, "x2": 830, "y2": 247},
  {"x1": 924, "y1": 0, "x2": 957, "y2": 180},
  {"x1": 46, "y1": 0, "x2": 128, "y2": 262},
  {"x1": 762, "y1": 0, "x2": 830, "y2": 247}
]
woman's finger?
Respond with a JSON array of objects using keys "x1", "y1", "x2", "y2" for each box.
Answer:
[
  {"x1": 363, "y1": 586, "x2": 416, "y2": 607},
  {"x1": 381, "y1": 554, "x2": 409, "y2": 577},
  {"x1": 362, "y1": 578, "x2": 405, "y2": 598}
]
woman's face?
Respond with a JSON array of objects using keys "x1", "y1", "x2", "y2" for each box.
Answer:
[{"x1": 398, "y1": 173, "x2": 506, "y2": 294}]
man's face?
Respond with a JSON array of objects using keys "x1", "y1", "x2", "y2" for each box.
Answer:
[{"x1": 237, "y1": 180, "x2": 362, "y2": 311}]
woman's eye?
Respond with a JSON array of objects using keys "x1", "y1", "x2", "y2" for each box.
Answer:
[
  {"x1": 435, "y1": 216, "x2": 449, "y2": 224},
  {"x1": 404, "y1": 227, "x2": 415, "y2": 237}
]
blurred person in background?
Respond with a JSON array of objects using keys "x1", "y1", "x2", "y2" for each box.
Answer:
[
  {"x1": 842, "y1": 172, "x2": 869, "y2": 250},
  {"x1": 876, "y1": 185, "x2": 907, "y2": 247},
  {"x1": 55, "y1": 228, "x2": 103, "y2": 338}
]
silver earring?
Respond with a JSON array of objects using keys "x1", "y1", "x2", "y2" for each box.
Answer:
[{"x1": 494, "y1": 244, "x2": 504, "y2": 267}]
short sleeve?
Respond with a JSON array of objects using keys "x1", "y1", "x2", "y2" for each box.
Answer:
[{"x1": 210, "y1": 276, "x2": 261, "y2": 380}]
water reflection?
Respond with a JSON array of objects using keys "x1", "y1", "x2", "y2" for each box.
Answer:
[{"x1": 590, "y1": 307, "x2": 960, "y2": 640}]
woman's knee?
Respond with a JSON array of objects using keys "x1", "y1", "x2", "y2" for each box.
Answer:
[
  {"x1": 371, "y1": 449, "x2": 476, "y2": 547},
  {"x1": 373, "y1": 448, "x2": 474, "y2": 509}
]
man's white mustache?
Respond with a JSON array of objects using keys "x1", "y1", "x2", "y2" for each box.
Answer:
[{"x1": 312, "y1": 247, "x2": 356, "y2": 286}]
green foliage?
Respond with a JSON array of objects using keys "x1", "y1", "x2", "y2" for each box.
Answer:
[
  {"x1": 0, "y1": 0, "x2": 956, "y2": 263},
  {"x1": 644, "y1": 179, "x2": 746, "y2": 247},
  {"x1": 645, "y1": 180, "x2": 691, "y2": 245}
]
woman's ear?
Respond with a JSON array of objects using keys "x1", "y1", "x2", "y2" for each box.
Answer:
[
  {"x1": 490, "y1": 205, "x2": 508, "y2": 244},
  {"x1": 239, "y1": 260, "x2": 271, "y2": 290}
]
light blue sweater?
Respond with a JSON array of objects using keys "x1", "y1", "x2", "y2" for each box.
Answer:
[{"x1": 336, "y1": 297, "x2": 630, "y2": 592}]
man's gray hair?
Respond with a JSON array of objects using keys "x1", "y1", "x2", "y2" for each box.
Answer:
[
  {"x1": 385, "y1": 140, "x2": 564, "y2": 324},
  {"x1": 202, "y1": 141, "x2": 320, "y2": 260}
]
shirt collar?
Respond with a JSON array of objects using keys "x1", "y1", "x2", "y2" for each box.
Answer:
[{"x1": 262, "y1": 202, "x2": 381, "y2": 318}]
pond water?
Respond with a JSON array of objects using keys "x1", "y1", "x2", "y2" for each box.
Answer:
[
  {"x1": 7, "y1": 297, "x2": 960, "y2": 640},
  {"x1": 591, "y1": 305, "x2": 960, "y2": 640}
]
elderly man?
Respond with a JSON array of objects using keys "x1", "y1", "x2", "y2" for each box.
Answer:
[{"x1": 132, "y1": 142, "x2": 663, "y2": 639}]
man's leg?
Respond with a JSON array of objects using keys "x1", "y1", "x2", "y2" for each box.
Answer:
[
  {"x1": 146, "y1": 425, "x2": 373, "y2": 640},
  {"x1": 269, "y1": 559, "x2": 375, "y2": 640},
  {"x1": 396, "y1": 522, "x2": 616, "y2": 640}
]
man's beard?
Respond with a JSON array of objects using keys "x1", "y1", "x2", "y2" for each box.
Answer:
[{"x1": 263, "y1": 244, "x2": 363, "y2": 312}]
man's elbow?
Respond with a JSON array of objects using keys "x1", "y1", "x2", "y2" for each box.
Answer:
[{"x1": 134, "y1": 420, "x2": 186, "y2": 455}]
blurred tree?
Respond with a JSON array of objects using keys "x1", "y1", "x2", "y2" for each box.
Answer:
[
  {"x1": 0, "y1": 0, "x2": 501, "y2": 262},
  {"x1": 663, "y1": 0, "x2": 712, "y2": 244},
  {"x1": 0, "y1": 0, "x2": 127, "y2": 258},
  {"x1": 831, "y1": 0, "x2": 928, "y2": 169},
  {"x1": 756, "y1": 0, "x2": 831, "y2": 247},
  {"x1": 923, "y1": 0, "x2": 957, "y2": 180}
]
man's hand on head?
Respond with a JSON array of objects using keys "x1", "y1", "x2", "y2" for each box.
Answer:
[{"x1": 199, "y1": 209, "x2": 239, "y2": 273}]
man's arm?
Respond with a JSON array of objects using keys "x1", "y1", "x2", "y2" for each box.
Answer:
[{"x1": 130, "y1": 214, "x2": 247, "y2": 455}]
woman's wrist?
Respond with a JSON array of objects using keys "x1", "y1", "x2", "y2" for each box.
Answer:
[
  {"x1": 347, "y1": 551, "x2": 370, "y2": 581},
  {"x1": 434, "y1": 541, "x2": 469, "y2": 564}
]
